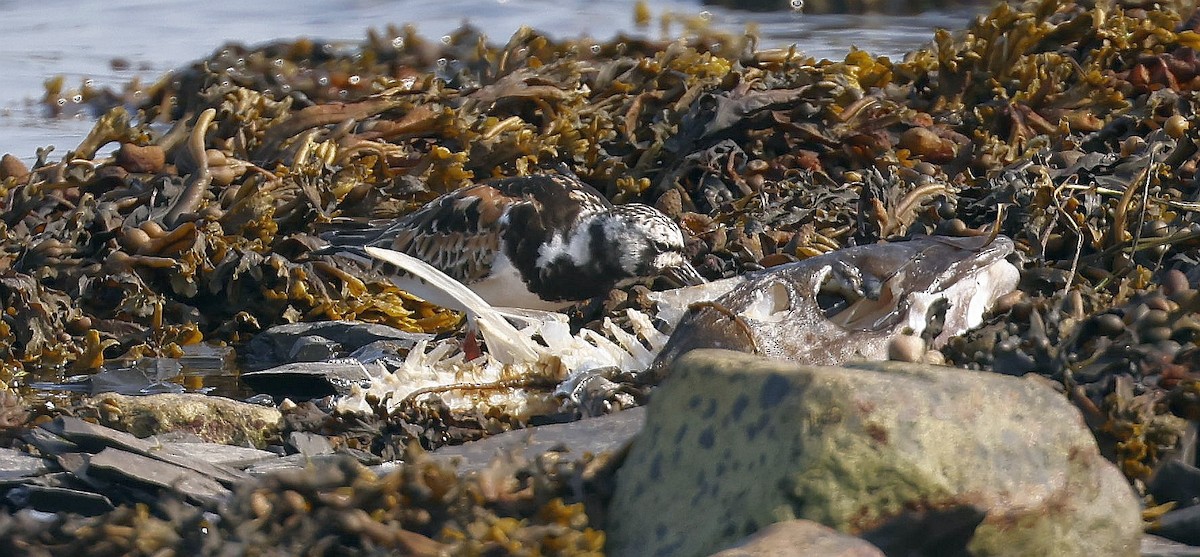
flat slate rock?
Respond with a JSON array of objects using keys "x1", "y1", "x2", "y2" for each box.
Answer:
[
  {"x1": 288, "y1": 431, "x2": 335, "y2": 457},
  {"x1": 0, "y1": 447, "x2": 53, "y2": 480},
  {"x1": 244, "y1": 320, "x2": 431, "y2": 369},
  {"x1": 42, "y1": 416, "x2": 247, "y2": 485},
  {"x1": 160, "y1": 442, "x2": 281, "y2": 468},
  {"x1": 241, "y1": 360, "x2": 385, "y2": 398},
  {"x1": 244, "y1": 453, "x2": 359, "y2": 476},
  {"x1": 87, "y1": 447, "x2": 229, "y2": 507},
  {"x1": 6, "y1": 484, "x2": 115, "y2": 516},
  {"x1": 430, "y1": 407, "x2": 645, "y2": 474}
]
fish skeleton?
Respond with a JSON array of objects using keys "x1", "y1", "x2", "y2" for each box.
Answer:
[{"x1": 650, "y1": 235, "x2": 1020, "y2": 374}]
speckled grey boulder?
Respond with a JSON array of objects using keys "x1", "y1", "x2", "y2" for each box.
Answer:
[{"x1": 607, "y1": 350, "x2": 1140, "y2": 557}]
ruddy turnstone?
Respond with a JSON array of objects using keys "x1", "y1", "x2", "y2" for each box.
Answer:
[{"x1": 320, "y1": 172, "x2": 705, "y2": 311}]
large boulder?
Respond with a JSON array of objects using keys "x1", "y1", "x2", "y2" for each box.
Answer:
[{"x1": 607, "y1": 350, "x2": 1141, "y2": 557}]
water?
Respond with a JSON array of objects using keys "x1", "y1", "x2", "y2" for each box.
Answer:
[{"x1": 0, "y1": 0, "x2": 984, "y2": 163}]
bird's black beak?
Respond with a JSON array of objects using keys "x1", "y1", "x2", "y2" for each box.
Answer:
[{"x1": 662, "y1": 262, "x2": 707, "y2": 287}]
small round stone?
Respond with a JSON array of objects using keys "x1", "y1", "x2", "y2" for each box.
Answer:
[{"x1": 888, "y1": 334, "x2": 926, "y2": 363}]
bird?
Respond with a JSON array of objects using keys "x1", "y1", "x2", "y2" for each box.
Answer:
[{"x1": 319, "y1": 172, "x2": 705, "y2": 313}]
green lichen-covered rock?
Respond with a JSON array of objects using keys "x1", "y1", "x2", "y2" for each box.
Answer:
[
  {"x1": 89, "y1": 392, "x2": 282, "y2": 448},
  {"x1": 607, "y1": 350, "x2": 1140, "y2": 557}
]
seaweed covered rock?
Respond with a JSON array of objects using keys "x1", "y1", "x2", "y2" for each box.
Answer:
[
  {"x1": 608, "y1": 350, "x2": 1140, "y2": 557},
  {"x1": 89, "y1": 393, "x2": 282, "y2": 448}
]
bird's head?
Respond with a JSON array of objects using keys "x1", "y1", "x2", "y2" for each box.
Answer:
[{"x1": 600, "y1": 204, "x2": 705, "y2": 286}]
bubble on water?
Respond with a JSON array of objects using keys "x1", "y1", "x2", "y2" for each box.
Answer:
[
  {"x1": 436, "y1": 58, "x2": 448, "y2": 68},
  {"x1": 273, "y1": 58, "x2": 284, "y2": 68},
  {"x1": 441, "y1": 35, "x2": 452, "y2": 44},
  {"x1": 699, "y1": 10, "x2": 712, "y2": 20},
  {"x1": 83, "y1": 79, "x2": 94, "y2": 87},
  {"x1": 391, "y1": 37, "x2": 405, "y2": 49},
  {"x1": 348, "y1": 75, "x2": 361, "y2": 85},
  {"x1": 317, "y1": 76, "x2": 329, "y2": 86},
  {"x1": 591, "y1": 44, "x2": 601, "y2": 54},
  {"x1": 711, "y1": 43, "x2": 722, "y2": 52},
  {"x1": 72, "y1": 95, "x2": 83, "y2": 103},
  {"x1": 401, "y1": 77, "x2": 416, "y2": 89},
  {"x1": 790, "y1": 0, "x2": 804, "y2": 11},
  {"x1": 56, "y1": 98, "x2": 66, "y2": 106}
]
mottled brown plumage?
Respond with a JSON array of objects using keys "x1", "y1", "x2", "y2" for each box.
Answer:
[{"x1": 322, "y1": 173, "x2": 702, "y2": 310}]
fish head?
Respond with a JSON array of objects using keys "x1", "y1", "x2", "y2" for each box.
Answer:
[{"x1": 650, "y1": 235, "x2": 1020, "y2": 374}]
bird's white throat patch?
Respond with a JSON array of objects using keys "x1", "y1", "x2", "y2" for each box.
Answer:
[{"x1": 535, "y1": 225, "x2": 595, "y2": 269}]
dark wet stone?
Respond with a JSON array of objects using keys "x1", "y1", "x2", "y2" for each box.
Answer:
[
  {"x1": 0, "y1": 448, "x2": 54, "y2": 480},
  {"x1": 159, "y1": 442, "x2": 280, "y2": 468},
  {"x1": 244, "y1": 320, "x2": 431, "y2": 369},
  {"x1": 430, "y1": 407, "x2": 646, "y2": 475},
  {"x1": 289, "y1": 335, "x2": 342, "y2": 361},
  {"x1": 87, "y1": 447, "x2": 229, "y2": 507},
  {"x1": 6, "y1": 484, "x2": 115, "y2": 516},
  {"x1": 242, "y1": 360, "x2": 384, "y2": 398},
  {"x1": 1150, "y1": 460, "x2": 1200, "y2": 508},
  {"x1": 288, "y1": 431, "x2": 335, "y2": 457},
  {"x1": 1153, "y1": 504, "x2": 1200, "y2": 545}
]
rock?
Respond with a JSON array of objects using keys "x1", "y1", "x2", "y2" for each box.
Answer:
[
  {"x1": 708, "y1": 519, "x2": 884, "y2": 556},
  {"x1": 242, "y1": 360, "x2": 385, "y2": 398},
  {"x1": 244, "y1": 321, "x2": 431, "y2": 369},
  {"x1": 608, "y1": 350, "x2": 1141, "y2": 557},
  {"x1": 0, "y1": 448, "x2": 53, "y2": 480},
  {"x1": 41, "y1": 417, "x2": 247, "y2": 485},
  {"x1": 244, "y1": 453, "x2": 357, "y2": 477},
  {"x1": 1150, "y1": 460, "x2": 1200, "y2": 508},
  {"x1": 430, "y1": 407, "x2": 645, "y2": 474},
  {"x1": 5, "y1": 484, "x2": 115, "y2": 516},
  {"x1": 289, "y1": 335, "x2": 342, "y2": 361},
  {"x1": 159, "y1": 442, "x2": 280, "y2": 468},
  {"x1": 89, "y1": 392, "x2": 282, "y2": 448},
  {"x1": 87, "y1": 447, "x2": 229, "y2": 507},
  {"x1": 1151, "y1": 504, "x2": 1200, "y2": 545},
  {"x1": 288, "y1": 431, "x2": 335, "y2": 457}
]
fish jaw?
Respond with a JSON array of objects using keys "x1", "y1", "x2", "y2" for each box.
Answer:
[{"x1": 650, "y1": 235, "x2": 1020, "y2": 372}]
